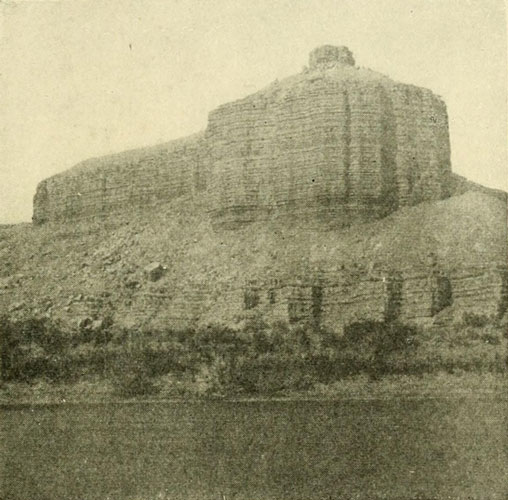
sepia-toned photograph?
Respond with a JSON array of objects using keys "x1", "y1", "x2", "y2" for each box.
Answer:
[{"x1": 1, "y1": 1, "x2": 507, "y2": 499}]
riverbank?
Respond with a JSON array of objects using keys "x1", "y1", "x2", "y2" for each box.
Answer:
[
  {"x1": 1, "y1": 372, "x2": 506, "y2": 405},
  {"x1": 2, "y1": 315, "x2": 506, "y2": 405}
]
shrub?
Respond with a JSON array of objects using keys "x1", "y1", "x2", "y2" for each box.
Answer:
[
  {"x1": 342, "y1": 320, "x2": 419, "y2": 379},
  {"x1": 463, "y1": 312, "x2": 490, "y2": 328},
  {"x1": 2, "y1": 313, "x2": 504, "y2": 395},
  {"x1": 226, "y1": 353, "x2": 313, "y2": 394},
  {"x1": 109, "y1": 349, "x2": 160, "y2": 397}
]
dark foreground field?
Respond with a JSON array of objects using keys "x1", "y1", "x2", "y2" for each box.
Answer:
[{"x1": 1, "y1": 396, "x2": 507, "y2": 500}]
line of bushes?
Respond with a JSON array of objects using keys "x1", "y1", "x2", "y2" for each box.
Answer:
[{"x1": 1, "y1": 314, "x2": 506, "y2": 397}]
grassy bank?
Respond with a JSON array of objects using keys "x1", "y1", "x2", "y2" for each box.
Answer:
[
  {"x1": 1, "y1": 314, "x2": 506, "y2": 404},
  {"x1": 1, "y1": 372, "x2": 506, "y2": 405}
]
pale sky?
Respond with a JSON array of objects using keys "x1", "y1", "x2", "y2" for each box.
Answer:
[{"x1": 1, "y1": 0, "x2": 507, "y2": 224}]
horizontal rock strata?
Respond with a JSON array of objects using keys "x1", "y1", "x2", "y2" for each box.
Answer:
[
  {"x1": 23, "y1": 266, "x2": 500, "y2": 334},
  {"x1": 207, "y1": 63, "x2": 451, "y2": 228},
  {"x1": 33, "y1": 46, "x2": 451, "y2": 229},
  {"x1": 33, "y1": 133, "x2": 208, "y2": 224}
]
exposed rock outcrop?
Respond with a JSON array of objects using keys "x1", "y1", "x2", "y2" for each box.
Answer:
[
  {"x1": 33, "y1": 133, "x2": 207, "y2": 224},
  {"x1": 207, "y1": 50, "x2": 450, "y2": 228},
  {"x1": 14, "y1": 46, "x2": 505, "y2": 334},
  {"x1": 33, "y1": 46, "x2": 451, "y2": 229}
]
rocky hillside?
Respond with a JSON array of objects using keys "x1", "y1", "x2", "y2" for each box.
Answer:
[
  {"x1": 7, "y1": 45, "x2": 506, "y2": 334},
  {"x1": 1, "y1": 189, "x2": 506, "y2": 333}
]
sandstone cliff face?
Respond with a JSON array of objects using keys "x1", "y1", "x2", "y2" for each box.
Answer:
[
  {"x1": 33, "y1": 46, "x2": 451, "y2": 228},
  {"x1": 207, "y1": 45, "x2": 451, "y2": 228},
  {"x1": 32, "y1": 133, "x2": 207, "y2": 224}
]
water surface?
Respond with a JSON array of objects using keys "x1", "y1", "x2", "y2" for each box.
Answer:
[{"x1": 1, "y1": 397, "x2": 507, "y2": 499}]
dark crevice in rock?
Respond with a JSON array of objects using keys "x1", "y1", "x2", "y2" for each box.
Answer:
[{"x1": 343, "y1": 88, "x2": 351, "y2": 203}]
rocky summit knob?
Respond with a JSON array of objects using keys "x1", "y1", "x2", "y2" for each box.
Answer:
[{"x1": 309, "y1": 45, "x2": 355, "y2": 68}]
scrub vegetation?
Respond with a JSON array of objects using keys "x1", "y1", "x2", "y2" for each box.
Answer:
[{"x1": 1, "y1": 313, "x2": 506, "y2": 399}]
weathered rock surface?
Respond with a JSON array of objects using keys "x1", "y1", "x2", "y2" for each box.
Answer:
[
  {"x1": 8, "y1": 46, "x2": 505, "y2": 333},
  {"x1": 207, "y1": 47, "x2": 451, "y2": 228},
  {"x1": 33, "y1": 133, "x2": 207, "y2": 224},
  {"x1": 33, "y1": 46, "x2": 451, "y2": 229},
  {"x1": 3, "y1": 188, "x2": 507, "y2": 333}
]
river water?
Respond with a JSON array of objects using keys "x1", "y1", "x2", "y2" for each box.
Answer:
[{"x1": 1, "y1": 397, "x2": 507, "y2": 499}]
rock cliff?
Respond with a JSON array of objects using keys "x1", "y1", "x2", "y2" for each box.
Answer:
[
  {"x1": 33, "y1": 46, "x2": 451, "y2": 228},
  {"x1": 11, "y1": 46, "x2": 505, "y2": 334},
  {"x1": 208, "y1": 46, "x2": 451, "y2": 228},
  {"x1": 32, "y1": 133, "x2": 207, "y2": 224}
]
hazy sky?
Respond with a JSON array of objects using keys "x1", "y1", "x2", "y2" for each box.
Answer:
[{"x1": 1, "y1": 0, "x2": 507, "y2": 223}]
